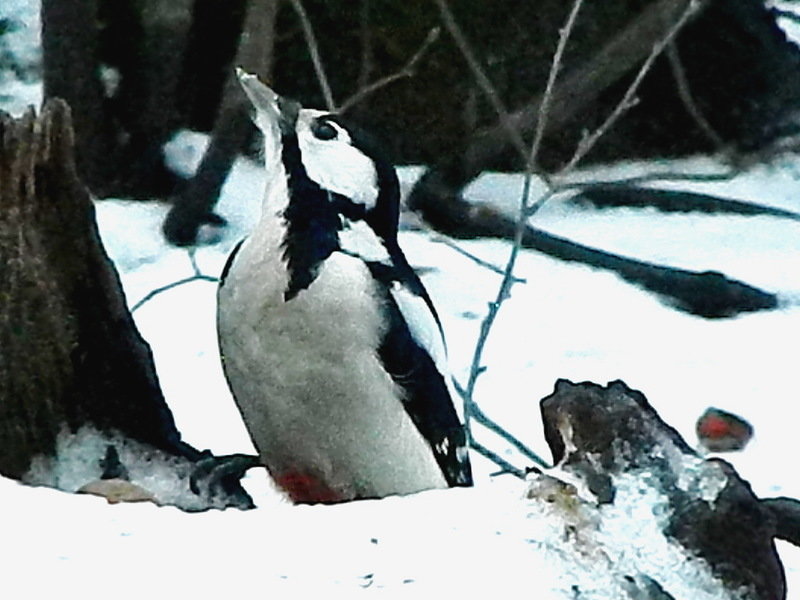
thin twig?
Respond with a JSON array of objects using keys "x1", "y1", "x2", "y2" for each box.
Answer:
[
  {"x1": 451, "y1": 379, "x2": 547, "y2": 466},
  {"x1": 470, "y1": 440, "x2": 527, "y2": 479},
  {"x1": 430, "y1": 234, "x2": 527, "y2": 283},
  {"x1": 339, "y1": 28, "x2": 441, "y2": 113},
  {"x1": 468, "y1": 400, "x2": 549, "y2": 467},
  {"x1": 131, "y1": 274, "x2": 219, "y2": 313},
  {"x1": 432, "y1": 0, "x2": 527, "y2": 158},
  {"x1": 357, "y1": 0, "x2": 374, "y2": 92},
  {"x1": 528, "y1": 0, "x2": 585, "y2": 173},
  {"x1": 666, "y1": 41, "x2": 726, "y2": 152},
  {"x1": 462, "y1": 0, "x2": 583, "y2": 439},
  {"x1": 288, "y1": 0, "x2": 335, "y2": 111},
  {"x1": 557, "y1": 0, "x2": 703, "y2": 174}
]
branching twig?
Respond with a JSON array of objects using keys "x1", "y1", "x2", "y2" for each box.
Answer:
[
  {"x1": 470, "y1": 440, "x2": 527, "y2": 479},
  {"x1": 188, "y1": 247, "x2": 204, "y2": 277},
  {"x1": 288, "y1": 0, "x2": 335, "y2": 111},
  {"x1": 432, "y1": 0, "x2": 527, "y2": 158},
  {"x1": 468, "y1": 402, "x2": 548, "y2": 467},
  {"x1": 446, "y1": 0, "x2": 704, "y2": 477},
  {"x1": 357, "y1": 0, "x2": 374, "y2": 92},
  {"x1": 666, "y1": 40, "x2": 726, "y2": 152},
  {"x1": 339, "y1": 27, "x2": 441, "y2": 113},
  {"x1": 558, "y1": 0, "x2": 703, "y2": 174},
  {"x1": 528, "y1": 0, "x2": 585, "y2": 173},
  {"x1": 460, "y1": 0, "x2": 582, "y2": 451},
  {"x1": 450, "y1": 379, "x2": 546, "y2": 466},
  {"x1": 429, "y1": 234, "x2": 527, "y2": 283},
  {"x1": 131, "y1": 250, "x2": 218, "y2": 313},
  {"x1": 131, "y1": 274, "x2": 219, "y2": 313}
]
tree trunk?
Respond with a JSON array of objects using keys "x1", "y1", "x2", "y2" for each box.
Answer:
[
  {"x1": 163, "y1": 0, "x2": 281, "y2": 246},
  {"x1": 41, "y1": 0, "x2": 120, "y2": 196},
  {"x1": 0, "y1": 100, "x2": 197, "y2": 479},
  {"x1": 101, "y1": 0, "x2": 195, "y2": 198}
]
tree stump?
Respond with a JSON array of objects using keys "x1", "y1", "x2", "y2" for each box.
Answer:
[{"x1": 0, "y1": 100, "x2": 253, "y2": 509}]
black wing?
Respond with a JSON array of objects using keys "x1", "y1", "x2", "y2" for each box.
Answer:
[{"x1": 363, "y1": 257, "x2": 472, "y2": 487}]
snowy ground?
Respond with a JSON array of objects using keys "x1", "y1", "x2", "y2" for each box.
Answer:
[
  {"x1": 3, "y1": 1, "x2": 800, "y2": 597},
  {"x1": 4, "y1": 140, "x2": 800, "y2": 598}
]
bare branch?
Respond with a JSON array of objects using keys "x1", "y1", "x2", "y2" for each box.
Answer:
[
  {"x1": 131, "y1": 249, "x2": 219, "y2": 313},
  {"x1": 429, "y1": 0, "x2": 710, "y2": 185},
  {"x1": 461, "y1": 0, "x2": 583, "y2": 440},
  {"x1": 558, "y1": 0, "x2": 705, "y2": 174},
  {"x1": 772, "y1": 7, "x2": 800, "y2": 25},
  {"x1": 338, "y1": 27, "x2": 441, "y2": 113},
  {"x1": 288, "y1": 0, "x2": 335, "y2": 111},
  {"x1": 432, "y1": 0, "x2": 527, "y2": 158},
  {"x1": 470, "y1": 440, "x2": 527, "y2": 479},
  {"x1": 131, "y1": 274, "x2": 218, "y2": 313},
  {"x1": 429, "y1": 234, "x2": 527, "y2": 282},
  {"x1": 528, "y1": 0, "x2": 585, "y2": 172},
  {"x1": 357, "y1": 0, "x2": 374, "y2": 92},
  {"x1": 666, "y1": 40, "x2": 726, "y2": 152},
  {"x1": 466, "y1": 400, "x2": 549, "y2": 467},
  {"x1": 450, "y1": 0, "x2": 707, "y2": 477}
]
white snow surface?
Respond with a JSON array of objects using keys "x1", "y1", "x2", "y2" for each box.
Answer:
[
  {"x1": 3, "y1": 1, "x2": 800, "y2": 594},
  {"x1": 3, "y1": 134, "x2": 799, "y2": 597}
]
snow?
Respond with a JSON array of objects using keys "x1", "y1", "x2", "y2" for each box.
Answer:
[
  {"x1": 6, "y1": 138, "x2": 800, "y2": 598},
  {"x1": 0, "y1": 0, "x2": 41, "y2": 115},
  {"x1": 3, "y1": 3, "x2": 800, "y2": 597}
]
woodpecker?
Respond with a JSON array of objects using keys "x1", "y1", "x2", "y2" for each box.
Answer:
[{"x1": 217, "y1": 70, "x2": 472, "y2": 503}]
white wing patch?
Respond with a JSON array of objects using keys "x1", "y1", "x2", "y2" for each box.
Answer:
[
  {"x1": 389, "y1": 282, "x2": 464, "y2": 423},
  {"x1": 338, "y1": 218, "x2": 391, "y2": 265}
]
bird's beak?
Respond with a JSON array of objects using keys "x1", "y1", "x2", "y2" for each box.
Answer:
[{"x1": 236, "y1": 68, "x2": 299, "y2": 134}]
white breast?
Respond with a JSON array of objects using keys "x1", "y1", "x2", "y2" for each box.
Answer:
[{"x1": 217, "y1": 216, "x2": 446, "y2": 500}]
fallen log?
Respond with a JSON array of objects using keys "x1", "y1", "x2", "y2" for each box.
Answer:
[{"x1": 408, "y1": 185, "x2": 778, "y2": 318}]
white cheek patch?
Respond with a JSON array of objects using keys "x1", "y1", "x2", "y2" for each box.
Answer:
[
  {"x1": 338, "y1": 218, "x2": 391, "y2": 265},
  {"x1": 296, "y1": 110, "x2": 379, "y2": 210}
]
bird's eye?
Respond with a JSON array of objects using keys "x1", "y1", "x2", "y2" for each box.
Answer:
[{"x1": 312, "y1": 119, "x2": 338, "y2": 141}]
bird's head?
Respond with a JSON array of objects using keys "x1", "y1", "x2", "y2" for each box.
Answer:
[{"x1": 237, "y1": 70, "x2": 400, "y2": 241}]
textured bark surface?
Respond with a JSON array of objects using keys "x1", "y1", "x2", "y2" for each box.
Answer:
[
  {"x1": 540, "y1": 379, "x2": 786, "y2": 600},
  {"x1": 0, "y1": 101, "x2": 197, "y2": 479}
]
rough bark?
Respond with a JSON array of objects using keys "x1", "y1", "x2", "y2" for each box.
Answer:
[
  {"x1": 0, "y1": 101, "x2": 196, "y2": 478},
  {"x1": 163, "y1": 0, "x2": 280, "y2": 246}
]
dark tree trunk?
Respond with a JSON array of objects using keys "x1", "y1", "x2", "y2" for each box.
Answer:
[
  {"x1": 164, "y1": 0, "x2": 280, "y2": 246},
  {"x1": 41, "y1": 0, "x2": 120, "y2": 196},
  {"x1": 0, "y1": 100, "x2": 196, "y2": 479},
  {"x1": 100, "y1": 0, "x2": 195, "y2": 198}
]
